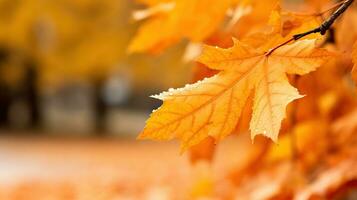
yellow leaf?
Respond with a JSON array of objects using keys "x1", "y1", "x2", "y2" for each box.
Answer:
[
  {"x1": 139, "y1": 35, "x2": 334, "y2": 151},
  {"x1": 268, "y1": 5, "x2": 323, "y2": 39},
  {"x1": 129, "y1": 0, "x2": 235, "y2": 53}
]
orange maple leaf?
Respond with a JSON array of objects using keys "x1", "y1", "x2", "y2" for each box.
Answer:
[
  {"x1": 128, "y1": 0, "x2": 237, "y2": 54},
  {"x1": 138, "y1": 34, "x2": 334, "y2": 151}
]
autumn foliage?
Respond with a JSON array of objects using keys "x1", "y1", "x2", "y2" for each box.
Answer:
[{"x1": 130, "y1": 0, "x2": 357, "y2": 199}]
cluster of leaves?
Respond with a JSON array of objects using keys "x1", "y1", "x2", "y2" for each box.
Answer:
[{"x1": 130, "y1": 0, "x2": 357, "y2": 199}]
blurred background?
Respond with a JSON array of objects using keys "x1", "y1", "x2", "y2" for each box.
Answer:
[
  {"x1": 0, "y1": 0, "x2": 198, "y2": 199},
  {"x1": 0, "y1": 0, "x2": 193, "y2": 135}
]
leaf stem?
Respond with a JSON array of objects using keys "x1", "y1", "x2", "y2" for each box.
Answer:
[{"x1": 265, "y1": 38, "x2": 294, "y2": 56}]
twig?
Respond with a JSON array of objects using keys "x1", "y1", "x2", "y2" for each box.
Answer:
[
  {"x1": 265, "y1": 38, "x2": 295, "y2": 56},
  {"x1": 294, "y1": 0, "x2": 354, "y2": 40},
  {"x1": 267, "y1": 0, "x2": 354, "y2": 56}
]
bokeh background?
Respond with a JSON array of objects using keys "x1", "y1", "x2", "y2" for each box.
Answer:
[
  {"x1": 0, "y1": 0, "x2": 197, "y2": 199},
  {"x1": 0, "y1": 0, "x2": 193, "y2": 135}
]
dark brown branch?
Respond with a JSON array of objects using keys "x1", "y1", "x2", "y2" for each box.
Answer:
[
  {"x1": 267, "y1": 0, "x2": 354, "y2": 56},
  {"x1": 293, "y1": 0, "x2": 354, "y2": 40}
]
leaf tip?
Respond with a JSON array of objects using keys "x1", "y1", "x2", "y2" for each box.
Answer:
[
  {"x1": 150, "y1": 94, "x2": 162, "y2": 100},
  {"x1": 250, "y1": 130, "x2": 279, "y2": 144},
  {"x1": 179, "y1": 145, "x2": 187, "y2": 155},
  {"x1": 137, "y1": 131, "x2": 148, "y2": 140}
]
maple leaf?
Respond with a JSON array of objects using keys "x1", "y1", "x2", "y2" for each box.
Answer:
[
  {"x1": 139, "y1": 35, "x2": 334, "y2": 151},
  {"x1": 268, "y1": 5, "x2": 323, "y2": 39},
  {"x1": 128, "y1": 0, "x2": 237, "y2": 53}
]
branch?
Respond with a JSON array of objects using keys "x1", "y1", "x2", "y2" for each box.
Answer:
[
  {"x1": 267, "y1": 0, "x2": 354, "y2": 55},
  {"x1": 293, "y1": 0, "x2": 354, "y2": 40}
]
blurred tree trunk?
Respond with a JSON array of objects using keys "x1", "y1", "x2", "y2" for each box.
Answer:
[
  {"x1": 0, "y1": 47, "x2": 11, "y2": 128},
  {"x1": 23, "y1": 59, "x2": 40, "y2": 128},
  {"x1": 94, "y1": 78, "x2": 107, "y2": 135}
]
